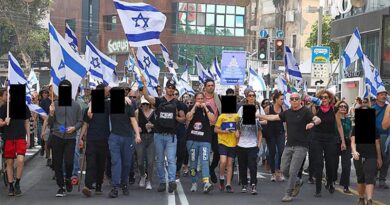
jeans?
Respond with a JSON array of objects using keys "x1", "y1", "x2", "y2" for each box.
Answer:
[
  {"x1": 187, "y1": 140, "x2": 211, "y2": 183},
  {"x1": 339, "y1": 139, "x2": 352, "y2": 188},
  {"x1": 154, "y1": 133, "x2": 177, "y2": 183},
  {"x1": 379, "y1": 134, "x2": 390, "y2": 183},
  {"x1": 51, "y1": 135, "x2": 75, "y2": 188},
  {"x1": 237, "y1": 146, "x2": 259, "y2": 185},
  {"x1": 311, "y1": 139, "x2": 338, "y2": 193},
  {"x1": 108, "y1": 133, "x2": 134, "y2": 188},
  {"x1": 85, "y1": 140, "x2": 107, "y2": 188},
  {"x1": 281, "y1": 146, "x2": 308, "y2": 195},
  {"x1": 135, "y1": 133, "x2": 155, "y2": 181},
  {"x1": 72, "y1": 130, "x2": 80, "y2": 177},
  {"x1": 267, "y1": 131, "x2": 285, "y2": 173}
]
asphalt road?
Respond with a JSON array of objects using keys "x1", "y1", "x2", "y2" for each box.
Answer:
[{"x1": 0, "y1": 154, "x2": 389, "y2": 205}]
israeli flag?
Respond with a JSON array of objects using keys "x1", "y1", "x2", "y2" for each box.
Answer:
[
  {"x1": 114, "y1": 0, "x2": 166, "y2": 47},
  {"x1": 79, "y1": 84, "x2": 85, "y2": 97},
  {"x1": 49, "y1": 22, "x2": 88, "y2": 100},
  {"x1": 179, "y1": 65, "x2": 189, "y2": 83},
  {"x1": 136, "y1": 46, "x2": 160, "y2": 87},
  {"x1": 86, "y1": 39, "x2": 118, "y2": 86},
  {"x1": 275, "y1": 75, "x2": 291, "y2": 108},
  {"x1": 284, "y1": 46, "x2": 302, "y2": 82},
  {"x1": 133, "y1": 66, "x2": 158, "y2": 97},
  {"x1": 195, "y1": 56, "x2": 213, "y2": 83},
  {"x1": 248, "y1": 67, "x2": 266, "y2": 91},
  {"x1": 88, "y1": 79, "x2": 98, "y2": 89},
  {"x1": 362, "y1": 54, "x2": 378, "y2": 98},
  {"x1": 209, "y1": 57, "x2": 221, "y2": 81},
  {"x1": 160, "y1": 43, "x2": 178, "y2": 81},
  {"x1": 342, "y1": 28, "x2": 364, "y2": 70},
  {"x1": 65, "y1": 23, "x2": 78, "y2": 53}
]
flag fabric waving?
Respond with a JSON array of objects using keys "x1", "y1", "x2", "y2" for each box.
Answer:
[
  {"x1": 49, "y1": 22, "x2": 88, "y2": 100},
  {"x1": 284, "y1": 46, "x2": 302, "y2": 82},
  {"x1": 160, "y1": 43, "x2": 178, "y2": 81},
  {"x1": 248, "y1": 67, "x2": 266, "y2": 91},
  {"x1": 209, "y1": 57, "x2": 221, "y2": 82},
  {"x1": 275, "y1": 75, "x2": 291, "y2": 108},
  {"x1": 342, "y1": 28, "x2": 364, "y2": 70},
  {"x1": 65, "y1": 23, "x2": 78, "y2": 53},
  {"x1": 362, "y1": 54, "x2": 378, "y2": 98},
  {"x1": 136, "y1": 46, "x2": 160, "y2": 87},
  {"x1": 195, "y1": 56, "x2": 213, "y2": 84},
  {"x1": 114, "y1": 0, "x2": 166, "y2": 47},
  {"x1": 86, "y1": 39, "x2": 118, "y2": 86}
]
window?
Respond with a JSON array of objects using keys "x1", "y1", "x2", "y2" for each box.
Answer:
[
  {"x1": 104, "y1": 15, "x2": 117, "y2": 31},
  {"x1": 174, "y1": 3, "x2": 245, "y2": 37},
  {"x1": 65, "y1": 19, "x2": 76, "y2": 31}
]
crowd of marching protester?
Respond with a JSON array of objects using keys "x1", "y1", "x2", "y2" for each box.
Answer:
[{"x1": 0, "y1": 78, "x2": 389, "y2": 205}]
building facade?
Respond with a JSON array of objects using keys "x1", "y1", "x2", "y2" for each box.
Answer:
[
  {"x1": 331, "y1": 0, "x2": 390, "y2": 91},
  {"x1": 50, "y1": 0, "x2": 250, "y2": 85}
]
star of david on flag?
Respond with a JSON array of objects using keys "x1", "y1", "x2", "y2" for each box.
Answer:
[
  {"x1": 136, "y1": 46, "x2": 160, "y2": 87},
  {"x1": 114, "y1": 0, "x2": 166, "y2": 47}
]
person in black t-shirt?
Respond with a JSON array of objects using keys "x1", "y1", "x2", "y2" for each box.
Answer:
[
  {"x1": 0, "y1": 95, "x2": 31, "y2": 196},
  {"x1": 258, "y1": 92, "x2": 321, "y2": 202},
  {"x1": 186, "y1": 92, "x2": 215, "y2": 193},
  {"x1": 141, "y1": 76, "x2": 186, "y2": 194},
  {"x1": 351, "y1": 107, "x2": 383, "y2": 205},
  {"x1": 174, "y1": 89, "x2": 189, "y2": 181}
]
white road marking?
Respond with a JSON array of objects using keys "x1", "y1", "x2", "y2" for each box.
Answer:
[{"x1": 177, "y1": 181, "x2": 190, "y2": 205}]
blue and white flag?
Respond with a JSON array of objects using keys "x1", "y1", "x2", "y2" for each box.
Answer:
[
  {"x1": 284, "y1": 46, "x2": 302, "y2": 82},
  {"x1": 179, "y1": 65, "x2": 189, "y2": 83},
  {"x1": 49, "y1": 22, "x2": 88, "y2": 100},
  {"x1": 88, "y1": 78, "x2": 98, "y2": 89},
  {"x1": 65, "y1": 23, "x2": 78, "y2": 53},
  {"x1": 86, "y1": 39, "x2": 118, "y2": 86},
  {"x1": 177, "y1": 66, "x2": 194, "y2": 96},
  {"x1": 209, "y1": 57, "x2": 221, "y2": 81},
  {"x1": 28, "y1": 69, "x2": 39, "y2": 93},
  {"x1": 275, "y1": 75, "x2": 291, "y2": 108},
  {"x1": 362, "y1": 54, "x2": 378, "y2": 98},
  {"x1": 126, "y1": 55, "x2": 136, "y2": 72},
  {"x1": 342, "y1": 28, "x2": 364, "y2": 70},
  {"x1": 133, "y1": 66, "x2": 158, "y2": 97},
  {"x1": 79, "y1": 84, "x2": 85, "y2": 97},
  {"x1": 136, "y1": 46, "x2": 160, "y2": 87},
  {"x1": 160, "y1": 43, "x2": 178, "y2": 81},
  {"x1": 114, "y1": 0, "x2": 166, "y2": 47},
  {"x1": 195, "y1": 56, "x2": 213, "y2": 83},
  {"x1": 248, "y1": 67, "x2": 266, "y2": 91}
]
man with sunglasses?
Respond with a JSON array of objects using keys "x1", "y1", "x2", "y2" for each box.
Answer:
[
  {"x1": 258, "y1": 92, "x2": 321, "y2": 202},
  {"x1": 141, "y1": 76, "x2": 186, "y2": 193}
]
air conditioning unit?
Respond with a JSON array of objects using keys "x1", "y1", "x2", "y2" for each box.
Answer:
[{"x1": 286, "y1": 10, "x2": 295, "y2": 22}]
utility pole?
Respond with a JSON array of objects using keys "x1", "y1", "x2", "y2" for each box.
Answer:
[{"x1": 317, "y1": 6, "x2": 323, "y2": 46}]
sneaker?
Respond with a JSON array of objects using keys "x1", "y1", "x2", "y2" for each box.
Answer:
[
  {"x1": 219, "y1": 179, "x2": 225, "y2": 191},
  {"x1": 379, "y1": 181, "x2": 389, "y2": 189},
  {"x1": 281, "y1": 194, "x2": 293, "y2": 202},
  {"x1": 65, "y1": 179, "x2": 73, "y2": 193},
  {"x1": 357, "y1": 198, "x2": 365, "y2": 205},
  {"x1": 225, "y1": 185, "x2": 234, "y2": 193},
  {"x1": 109, "y1": 188, "x2": 118, "y2": 198},
  {"x1": 308, "y1": 177, "x2": 314, "y2": 184},
  {"x1": 82, "y1": 187, "x2": 92, "y2": 197},
  {"x1": 203, "y1": 182, "x2": 213, "y2": 194},
  {"x1": 278, "y1": 174, "x2": 286, "y2": 182},
  {"x1": 328, "y1": 184, "x2": 335, "y2": 194},
  {"x1": 251, "y1": 184, "x2": 257, "y2": 195},
  {"x1": 8, "y1": 184, "x2": 15, "y2": 196},
  {"x1": 95, "y1": 184, "x2": 103, "y2": 195},
  {"x1": 176, "y1": 171, "x2": 180, "y2": 182},
  {"x1": 367, "y1": 199, "x2": 373, "y2": 205},
  {"x1": 122, "y1": 185, "x2": 129, "y2": 196},
  {"x1": 56, "y1": 188, "x2": 66, "y2": 197},
  {"x1": 190, "y1": 183, "x2": 197, "y2": 192},
  {"x1": 302, "y1": 168, "x2": 309, "y2": 176},
  {"x1": 14, "y1": 183, "x2": 22, "y2": 196},
  {"x1": 157, "y1": 183, "x2": 166, "y2": 192},
  {"x1": 241, "y1": 185, "x2": 247, "y2": 193},
  {"x1": 139, "y1": 175, "x2": 146, "y2": 187},
  {"x1": 183, "y1": 169, "x2": 189, "y2": 177},
  {"x1": 292, "y1": 179, "x2": 303, "y2": 197},
  {"x1": 145, "y1": 181, "x2": 152, "y2": 190},
  {"x1": 168, "y1": 182, "x2": 177, "y2": 193},
  {"x1": 210, "y1": 171, "x2": 217, "y2": 184},
  {"x1": 71, "y1": 176, "x2": 78, "y2": 185},
  {"x1": 343, "y1": 187, "x2": 352, "y2": 194},
  {"x1": 271, "y1": 174, "x2": 276, "y2": 182}
]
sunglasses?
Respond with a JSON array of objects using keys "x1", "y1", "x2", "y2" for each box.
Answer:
[
  {"x1": 186, "y1": 102, "x2": 194, "y2": 105},
  {"x1": 290, "y1": 97, "x2": 300, "y2": 101},
  {"x1": 320, "y1": 96, "x2": 329, "y2": 100},
  {"x1": 248, "y1": 94, "x2": 256, "y2": 97},
  {"x1": 129, "y1": 96, "x2": 137, "y2": 99},
  {"x1": 142, "y1": 103, "x2": 149, "y2": 106},
  {"x1": 339, "y1": 105, "x2": 347, "y2": 109}
]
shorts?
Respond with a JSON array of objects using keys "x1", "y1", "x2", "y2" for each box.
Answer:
[
  {"x1": 354, "y1": 158, "x2": 377, "y2": 184},
  {"x1": 218, "y1": 144, "x2": 236, "y2": 158},
  {"x1": 3, "y1": 139, "x2": 27, "y2": 159}
]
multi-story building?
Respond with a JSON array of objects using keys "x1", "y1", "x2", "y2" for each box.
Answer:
[
  {"x1": 331, "y1": 0, "x2": 390, "y2": 94},
  {"x1": 50, "y1": 0, "x2": 251, "y2": 86}
]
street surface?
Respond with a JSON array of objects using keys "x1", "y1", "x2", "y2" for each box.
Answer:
[{"x1": 0, "y1": 153, "x2": 389, "y2": 205}]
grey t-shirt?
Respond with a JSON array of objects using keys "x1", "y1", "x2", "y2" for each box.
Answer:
[{"x1": 237, "y1": 120, "x2": 262, "y2": 148}]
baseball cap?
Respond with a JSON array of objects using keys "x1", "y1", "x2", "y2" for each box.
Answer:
[
  {"x1": 166, "y1": 80, "x2": 176, "y2": 88},
  {"x1": 377, "y1": 87, "x2": 388, "y2": 94},
  {"x1": 140, "y1": 96, "x2": 149, "y2": 104}
]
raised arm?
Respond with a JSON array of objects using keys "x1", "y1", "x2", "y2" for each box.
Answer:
[
  {"x1": 140, "y1": 75, "x2": 156, "y2": 105},
  {"x1": 257, "y1": 114, "x2": 280, "y2": 121},
  {"x1": 382, "y1": 105, "x2": 390, "y2": 130}
]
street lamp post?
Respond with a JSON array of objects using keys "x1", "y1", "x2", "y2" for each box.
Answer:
[{"x1": 317, "y1": 6, "x2": 323, "y2": 46}]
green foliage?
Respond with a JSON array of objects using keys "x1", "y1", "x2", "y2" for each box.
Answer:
[
  {"x1": 0, "y1": 0, "x2": 51, "y2": 69},
  {"x1": 305, "y1": 15, "x2": 339, "y2": 62}
]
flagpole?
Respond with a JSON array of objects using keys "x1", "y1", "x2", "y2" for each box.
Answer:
[
  {"x1": 6, "y1": 79, "x2": 9, "y2": 119},
  {"x1": 130, "y1": 47, "x2": 146, "y2": 81},
  {"x1": 325, "y1": 59, "x2": 341, "y2": 89}
]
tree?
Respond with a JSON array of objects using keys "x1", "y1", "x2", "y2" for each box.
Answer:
[
  {"x1": 0, "y1": 0, "x2": 51, "y2": 71},
  {"x1": 305, "y1": 15, "x2": 339, "y2": 62}
]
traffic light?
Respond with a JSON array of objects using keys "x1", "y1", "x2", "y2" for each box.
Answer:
[
  {"x1": 275, "y1": 39, "x2": 284, "y2": 60},
  {"x1": 258, "y1": 38, "x2": 268, "y2": 63}
]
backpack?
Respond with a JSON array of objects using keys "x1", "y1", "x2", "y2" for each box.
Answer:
[{"x1": 155, "y1": 98, "x2": 177, "y2": 129}]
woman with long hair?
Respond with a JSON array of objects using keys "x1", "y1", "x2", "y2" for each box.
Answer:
[
  {"x1": 264, "y1": 91, "x2": 286, "y2": 182},
  {"x1": 311, "y1": 90, "x2": 346, "y2": 197}
]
